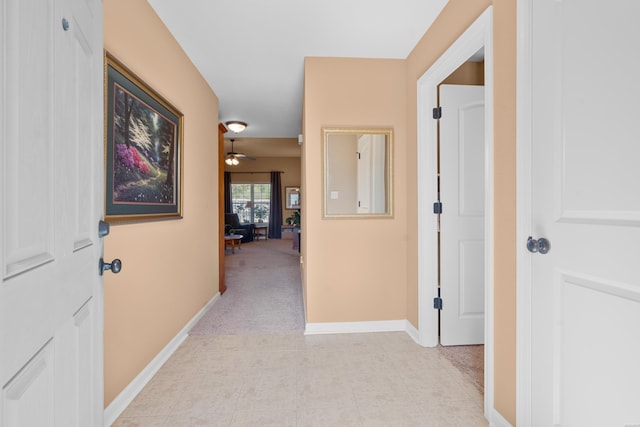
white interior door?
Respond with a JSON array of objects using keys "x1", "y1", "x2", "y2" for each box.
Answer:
[
  {"x1": 0, "y1": 0, "x2": 104, "y2": 425},
  {"x1": 439, "y1": 84, "x2": 485, "y2": 346},
  {"x1": 527, "y1": 0, "x2": 640, "y2": 424},
  {"x1": 357, "y1": 134, "x2": 386, "y2": 214}
]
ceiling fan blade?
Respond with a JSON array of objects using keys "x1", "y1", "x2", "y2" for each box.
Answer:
[{"x1": 227, "y1": 139, "x2": 256, "y2": 160}]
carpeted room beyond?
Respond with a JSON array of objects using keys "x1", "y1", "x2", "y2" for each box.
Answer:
[
  {"x1": 189, "y1": 238, "x2": 483, "y2": 394},
  {"x1": 190, "y1": 239, "x2": 305, "y2": 335}
]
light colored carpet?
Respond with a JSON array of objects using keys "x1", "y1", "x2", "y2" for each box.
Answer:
[
  {"x1": 189, "y1": 238, "x2": 484, "y2": 394},
  {"x1": 437, "y1": 344, "x2": 484, "y2": 393},
  {"x1": 189, "y1": 239, "x2": 305, "y2": 335}
]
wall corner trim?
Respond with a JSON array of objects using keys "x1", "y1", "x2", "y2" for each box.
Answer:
[
  {"x1": 104, "y1": 293, "x2": 221, "y2": 425},
  {"x1": 489, "y1": 408, "x2": 513, "y2": 427},
  {"x1": 405, "y1": 321, "x2": 419, "y2": 343}
]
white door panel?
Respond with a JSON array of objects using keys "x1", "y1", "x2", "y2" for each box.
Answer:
[
  {"x1": 528, "y1": 0, "x2": 640, "y2": 424},
  {"x1": 0, "y1": 0, "x2": 104, "y2": 425},
  {"x1": 459, "y1": 240, "x2": 485, "y2": 315},
  {"x1": 2, "y1": 341, "x2": 55, "y2": 426},
  {"x1": 2, "y1": 0, "x2": 56, "y2": 280},
  {"x1": 440, "y1": 84, "x2": 485, "y2": 346},
  {"x1": 357, "y1": 134, "x2": 386, "y2": 214}
]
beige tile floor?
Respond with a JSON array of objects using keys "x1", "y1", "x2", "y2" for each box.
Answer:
[{"x1": 112, "y1": 332, "x2": 487, "y2": 426}]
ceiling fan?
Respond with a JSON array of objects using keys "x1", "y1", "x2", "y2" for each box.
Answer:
[{"x1": 225, "y1": 139, "x2": 255, "y2": 165}]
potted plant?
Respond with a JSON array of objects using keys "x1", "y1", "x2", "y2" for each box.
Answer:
[
  {"x1": 254, "y1": 205, "x2": 268, "y2": 223},
  {"x1": 285, "y1": 210, "x2": 300, "y2": 227}
]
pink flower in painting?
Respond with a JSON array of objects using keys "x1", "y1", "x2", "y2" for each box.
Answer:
[
  {"x1": 138, "y1": 162, "x2": 150, "y2": 174},
  {"x1": 130, "y1": 146, "x2": 142, "y2": 167}
]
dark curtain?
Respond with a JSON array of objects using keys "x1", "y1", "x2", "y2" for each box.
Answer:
[
  {"x1": 269, "y1": 172, "x2": 283, "y2": 238},
  {"x1": 224, "y1": 172, "x2": 232, "y2": 213}
]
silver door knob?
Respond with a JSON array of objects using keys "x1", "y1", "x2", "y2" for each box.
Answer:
[
  {"x1": 527, "y1": 236, "x2": 550, "y2": 254},
  {"x1": 100, "y1": 258, "x2": 122, "y2": 275}
]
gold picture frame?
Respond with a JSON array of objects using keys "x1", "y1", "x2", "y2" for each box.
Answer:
[
  {"x1": 104, "y1": 52, "x2": 184, "y2": 221},
  {"x1": 285, "y1": 186, "x2": 301, "y2": 209},
  {"x1": 322, "y1": 128, "x2": 393, "y2": 218}
]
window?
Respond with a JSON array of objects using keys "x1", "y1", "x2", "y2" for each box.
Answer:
[{"x1": 231, "y1": 183, "x2": 271, "y2": 224}]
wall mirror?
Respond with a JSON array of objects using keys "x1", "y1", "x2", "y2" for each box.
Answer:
[{"x1": 323, "y1": 128, "x2": 393, "y2": 218}]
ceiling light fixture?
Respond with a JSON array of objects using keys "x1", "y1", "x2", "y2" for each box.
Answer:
[
  {"x1": 224, "y1": 139, "x2": 256, "y2": 166},
  {"x1": 225, "y1": 121, "x2": 247, "y2": 133},
  {"x1": 225, "y1": 155, "x2": 239, "y2": 166}
]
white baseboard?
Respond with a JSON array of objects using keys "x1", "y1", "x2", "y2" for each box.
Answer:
[
  {"x1": 104, "y1": 292, "x2": 220, "y2": 426},
  {"x1": 405, "y1": 320, "x2": 420, "y2": 343},
  {"x1": 489, "y1": 408, "x2": 513, "y2": 427},
  {"x1": 304, "y1": 320, "x2": 408, "y2": 335}
]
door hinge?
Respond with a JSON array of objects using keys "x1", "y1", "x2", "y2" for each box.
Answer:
[
  {"x1": 433, "y1": 201, "x2": 443, "y2": 214},
  {"x1": 98, "y1": 220, "x2": 110, "y2": 238},
  {"x1": 433, "y1": 297, "x2": 443, "y2": 310},
  {"x1": 433, "y1": 107, "x2": 442, "y2": 119}
]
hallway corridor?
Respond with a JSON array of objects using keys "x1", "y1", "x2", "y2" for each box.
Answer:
[{"x1": 112, "y1": 240, "x2": 486, "y2": 426}]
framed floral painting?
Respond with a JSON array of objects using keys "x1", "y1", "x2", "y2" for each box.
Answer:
[{"x1": 104, "y1": 52, "x2": 183, "y2": 221}]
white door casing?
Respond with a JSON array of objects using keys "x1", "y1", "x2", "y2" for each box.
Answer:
[
  {"x1": 357, "y1": 135, "x2": 373, "y2": 213},
  {"x1": 0, "y1": 0, "x2": 104, "y2": 425},
  {"x1": 517, "y1": 0, "x2": 640, "y2": 425},
  {"x1": 417, "y1": 6, "x2": 493, "y2": 419},
  {"x1": 439, "y1": 84, "x2": 485, "y2": 346}
]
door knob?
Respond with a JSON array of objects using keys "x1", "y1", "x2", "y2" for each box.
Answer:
[
  {"x1": 100, "y1": 258, "x2": 122, "y2": 275},
  {"x1": 527, "y1": 236, "x2": 550, "y2": 254}
]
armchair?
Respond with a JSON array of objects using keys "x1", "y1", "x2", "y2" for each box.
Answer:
[{"x1": 224, "y1": 213, "x2": 254, "y2": 243}]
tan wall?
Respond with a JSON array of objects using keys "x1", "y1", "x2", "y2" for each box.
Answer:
[
  {"x1": 441, "y1": 61, "x2": 485, "y2": 86},
  {"x1": 302, "y1": 1, "x2": 516, "y2": 424},
  {"x1": 406, "y1": 0, "x2": 516, "y2": 423},
  {"x1": 303, "y1": 57, "x2": 408, "y2": 323},
  {"x1": 103, "y1": 0, "x2": 219, "y2": 406},
  {"x1": 225, "y1": 156, "x2": 302, "y2": 221}
]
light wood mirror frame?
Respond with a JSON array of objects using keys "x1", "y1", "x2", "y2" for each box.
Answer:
[{"x1": 322, "y1": 128, "x2": 393, "y2": 218}]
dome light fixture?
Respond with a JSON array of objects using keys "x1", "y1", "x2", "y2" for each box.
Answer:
[{"x1": 225, "y1": 120, "x2": 247, "y2": 133}]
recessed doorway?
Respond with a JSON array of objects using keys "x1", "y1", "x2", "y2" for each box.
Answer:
[{"x1": 416, "y1": 6, "x2": 494, "y2": 417}]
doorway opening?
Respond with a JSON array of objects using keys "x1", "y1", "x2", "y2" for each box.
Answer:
[{"x1": 416, "y1": 6, "x2": 494, "y2": 417}]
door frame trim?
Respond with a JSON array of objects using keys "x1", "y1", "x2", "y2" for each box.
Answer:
[
  {"x1": 218, "y1": 123, "x2": 228, "y2": 295},
  {"x1": 516, "y1": 0, "x2": 533, "y2": 424},
  {"x1": 416, "y1": 6, "x2": 494, "y2": 418}
]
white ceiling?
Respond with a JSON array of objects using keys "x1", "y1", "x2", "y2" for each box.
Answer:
[{"x1": 147, "y1": 0, "x2": 449, "y2": 141}]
